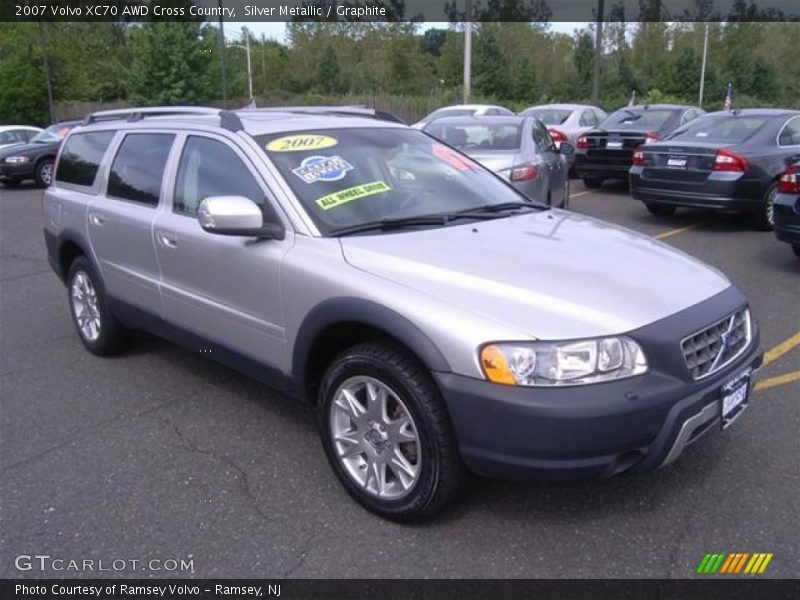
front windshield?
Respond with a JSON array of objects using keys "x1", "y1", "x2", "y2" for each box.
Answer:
[
  {"x1": 521, "y1": 109, "x2": 571, "y2": 125},
  {"x1": 31, "y1": 124, "x2": 70, "y2": 143},
  {"x1": 257, "y1": 128, "x2": 531, "y2": 235},
  {"x1": 602, "y1": 109, "x2": 675, "y2": 130},
  {"x1": 424, "y1": 123, "x2": 522, "y2": 151},
  {"x1": 668, "y1": 116, "x2": 768, "y2": 143}
]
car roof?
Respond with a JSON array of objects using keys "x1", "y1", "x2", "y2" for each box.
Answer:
[
  {"x1": 434, "y1": 104, "x2": 503, "y2": 111},
  {"x1": 425, "y1": 116, "x2": 525, "y2": 127},
  {"x1": 72, "y1": 108, "x2": 407, "y2": 137},
  {"x1": 522, "y1": 103, "x2": 596, "y2": 111},
  {"x1": 702, "y1": 108, "x2": 800, "y2": 118},
  {"x1": 614, "y1": 104, "x2": 693, "y2": 111},
  {"x1": 0, "y1": 125, "x2": 41, "y2": 131}
]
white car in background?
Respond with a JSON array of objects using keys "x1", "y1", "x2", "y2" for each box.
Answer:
[
  {"x1": 0, "y1": 126, "x2": 43, "y2": 150},
  {"x1": 412, "y1": 104, "x2": 514, "y2": 129}
]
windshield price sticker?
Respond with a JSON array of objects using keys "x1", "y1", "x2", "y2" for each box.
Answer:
[
  {"x1": 316, "y1": 181, "x2": 391, "y2": 210},
  {"x1": 292, "y1": 155, "x2": 354, "y2": 184},
  {"x1": 266, "y1": 134, "x2": 338, "y2": 153},
  {"x1": 432, "y1": 143, "x2": 477, "y2": 172}
]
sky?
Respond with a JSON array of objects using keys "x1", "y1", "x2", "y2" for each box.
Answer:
[{"x1": 226, "y1": 21, "x2": 590, "y2": 42}]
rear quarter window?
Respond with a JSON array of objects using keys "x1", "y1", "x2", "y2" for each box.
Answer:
[{"x1": 56, "y1": 131, "x2": 115, "y2": 187}]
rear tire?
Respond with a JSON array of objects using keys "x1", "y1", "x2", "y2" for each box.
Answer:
[
  {"x1": 67, "y1": 256, "x2": 133, "y2": 356},
  {"x1": 645, "y1": 203, "x2": 677, "y2": 217},
  {"x1": 751, "y1": 183, "x2": 777, "y2": 231},
  {"x1": 582, "y1": 177, "x2": 604, "y2": 189},
  {"x1": 318, "y1": 342, "x2": 464, "y2": 522},
  {"x1": 34, "y1": 158, "x2": 54, "y2": 188}
]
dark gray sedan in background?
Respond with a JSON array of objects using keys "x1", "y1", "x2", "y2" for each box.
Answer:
[
  {"x1": 630, "y1": 109, "x2": 800, "y2": 230},
  {"x1": 424, "y1": 116, "x2": 571, "y2": 208},
  {"x1": 574, "y1": 104, "x2": 704, "y2": 188}
]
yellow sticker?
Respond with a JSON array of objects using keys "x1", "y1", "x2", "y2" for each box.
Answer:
[
  {"x1": 266, "y1": 134, "x2": 338, "y2": 152},
  {"x1": 316, "y1": 181, "x2": 391, "y2": 210}
]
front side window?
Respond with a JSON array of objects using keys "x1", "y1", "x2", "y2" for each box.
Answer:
[
  {"x1": 174, "y1": 136, "x2": 265, "y2": 216},
  {"x1": 257, "y1": 128, "x2": 532, "y2": 234},
  {"x1": 579, "y1": 110, "x2": 597, "y2": 127},
  {"x1": 669, "y1": 116, "x2": 768, "y2": 144},
  {"x1": 531, "y1": 121, "x2": 554, "y2": 151},
  {"x1": 56, "y1": 131, "x2": 115, "y2": 187},
  {"x1": 107, "y1": 133, "x2": 174, "y2": 206}
]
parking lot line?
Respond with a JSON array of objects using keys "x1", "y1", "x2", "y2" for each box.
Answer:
[
  {"x1": 763, "y1": 331, "x2": 800, "y2": 366},
  {"x1": 569, "y1": 190, "x2": 594, "y2": 200},
  {"x1": 653, "y1": 221, "x2": 710, "y2": 240},
  {"x1": 755, "y1": 369, "x2": 800, "y2": 392}
]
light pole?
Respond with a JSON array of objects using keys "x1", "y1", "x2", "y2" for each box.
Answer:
[
  {"x1": 227, "y1": 32, "x2": 253, "y2": 102},
  {"x1": 591, "y1": 0, "x2": 604, "y2": 105},
  {"x1": 463, "y1": 0, "x2": 472, "y2": 103},
  {"x1": 698, "y1": 22, "x2": 709, "y2": 108}
]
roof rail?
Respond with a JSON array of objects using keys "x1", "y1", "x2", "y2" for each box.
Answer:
[
  {"x1": 81, "y1": 106, "x2": 244, "y2": 132},
  {"x1": 242, "y1": 106, "x2": 406, "y2": 124}
]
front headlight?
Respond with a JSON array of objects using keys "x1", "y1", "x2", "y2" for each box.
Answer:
[
  {"x1": 4, "y1": 156, "x2": 29, "y2": 164},
  {"x1": 480, "y1": 337, "x2": 648, "y2": 387}
]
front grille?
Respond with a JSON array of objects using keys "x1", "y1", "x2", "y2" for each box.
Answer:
[{"x1": 681, "y1": 309, "x2": 751, "y2": 380}]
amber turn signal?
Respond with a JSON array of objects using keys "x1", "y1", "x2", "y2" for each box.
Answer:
[{"x1": 480, "y1": 344, "x2": 517, "y2": 386}]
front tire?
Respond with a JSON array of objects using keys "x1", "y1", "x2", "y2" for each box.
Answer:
[
  {"x1": 318, "y1": 342, "x2": 463, "y2": 521},
  {"x1": 34, "y1": 158, "x2": 54, "y2": 187},
  {"x1": 645, "y1": 202, "x2": 677, "y2": 217},
  {"x1": 792, "y1": 244, "x2": 800, "y2": 259},
  {"x1": 751, "y1": 183, "x2": 777, "y2": 231},
  {"x1": 67, "y1": 257, "x2": 133, "y2": 355}
]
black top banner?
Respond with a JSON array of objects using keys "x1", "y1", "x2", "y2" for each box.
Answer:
[{"x1": 4, "y1": 0, "x2": 800, "y2": 22}]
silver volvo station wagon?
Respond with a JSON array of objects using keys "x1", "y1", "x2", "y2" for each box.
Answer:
[{"x1": 43, "y1": 107, "x2": 763, "y2": 521}]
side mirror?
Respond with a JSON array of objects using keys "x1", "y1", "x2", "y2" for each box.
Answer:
[
  {"x1": 559, "y1": 143, "x2": 575, "y2": 156},
  {"x1": 197, "y1": 196, "x2": 285, "y2": 240}
]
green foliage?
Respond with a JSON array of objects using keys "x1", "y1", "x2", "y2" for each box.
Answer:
[{"x1": 1, "y1": 20, "x2": 798, "y2": 126}]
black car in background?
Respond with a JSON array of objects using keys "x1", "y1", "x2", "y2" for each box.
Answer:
[
  {"x1": 774, "y1": 162, "x2": 800, "y2": 257},
  {"x1": 629, "y1": 109, "x2": 800, "y2": 230},
  {"x1": 0, "y1": 120, "x2": 80, "y2": 187},
  {"x1": 574, "y1": 104, "x2": 704, "y2": 188}
]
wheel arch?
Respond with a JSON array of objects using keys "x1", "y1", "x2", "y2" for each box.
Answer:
[
  {"x1": 292, "y1": 297, "x2": 451, "y2": 403},
  {"x1": 55, "y1": 233, "x2": 91, "y2": 283}
]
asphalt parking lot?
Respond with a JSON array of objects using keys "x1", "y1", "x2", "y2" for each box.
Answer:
[{"x1": 1, "y1": 179, "x2": 798, "y2": 579}]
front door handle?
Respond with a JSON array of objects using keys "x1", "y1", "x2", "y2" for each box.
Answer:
[
  {"x1": 156, "y1": 229, "x2": 178, "y2": 249},
  {"x1": 88, "y1": 212, "x2": 104, "y2": 226}
]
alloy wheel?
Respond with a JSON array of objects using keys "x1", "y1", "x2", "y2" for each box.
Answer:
[{"x1": 71, "y1": 270, "x2": 102, "y2": 341}]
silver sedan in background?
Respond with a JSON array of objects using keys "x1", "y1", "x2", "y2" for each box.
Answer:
[
  {"x1": 412, "y1": 104, "x2": 514, "y2": 129},
  {"x1": 519, "y1": 104, "x2": 608, "y2": 176},
  {"x1": 424, "y1": 116, "x2": 571, "y2": 208}
]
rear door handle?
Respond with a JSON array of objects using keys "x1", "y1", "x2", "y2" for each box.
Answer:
[
  {"x1": 156, "y1": 229, "x2": 178, "y2": 249},
  {"x1": 88, "y1": 212, "x2": 104, "y2": 226}
]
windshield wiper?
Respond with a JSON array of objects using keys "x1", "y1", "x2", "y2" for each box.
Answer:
[
  {"x1": 328, "y1": 211, "x2": 504, "y2": 237},
  {"x1": 461, "y1": 201, "x2": 548, "y2": 214}
]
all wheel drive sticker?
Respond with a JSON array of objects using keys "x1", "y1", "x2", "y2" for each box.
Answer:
[{"x1": 267, "y1": 133, "x2": 391, "y2": 210}]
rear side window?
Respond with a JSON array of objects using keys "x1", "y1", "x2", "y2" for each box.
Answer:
[
  {"x1": 579, "y1": 110, "x2": 597, "y2": 127},
  {"x1": 174, "y1": 136, "x2": 266, "y2": 215},
  {"x1": 56, "y1": 131, "x2": 114, "y2": 187},
  {"x1": 107, "y1": 133, "x2": 174, "y2": 206}
]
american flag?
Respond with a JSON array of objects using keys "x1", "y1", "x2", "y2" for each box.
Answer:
[{"x1": 724, "y1": 82, "x2": 733, "y2": 112}]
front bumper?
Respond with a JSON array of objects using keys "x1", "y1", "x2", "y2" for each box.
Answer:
[
  {"x1": 0, "y1": 161, "x2": 34, "y2": 180},
  {"x1": 435, "y1": 287, "x2": 763, "y2": 480},
  {"x1": 629, "y1": 168, "x2": 763, "y2": 211}
]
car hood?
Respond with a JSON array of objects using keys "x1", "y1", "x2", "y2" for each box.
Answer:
[
  {"x1": 0, "y1": 141, "x2": 54, "y2": 158},
  {"x1": 340, "y1": 210, "x2": 731, "y2": 340}
]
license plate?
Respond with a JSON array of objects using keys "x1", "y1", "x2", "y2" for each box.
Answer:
[
  {"x1": 720, "y1": 368, "x2": 752, "y2": 430},
  {"x1": 667, "y1": 157, "x2": 687, "y2": 168},
  {"x1": 606, "y1": 140, "x2": 623, "y2": 149}
]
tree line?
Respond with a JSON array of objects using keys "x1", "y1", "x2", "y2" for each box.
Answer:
[{"x1": 1, "y1": 18, "x2": 798, "y2": 126}]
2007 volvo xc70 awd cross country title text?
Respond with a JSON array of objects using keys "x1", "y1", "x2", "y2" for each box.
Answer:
[{"x1": 43, "y1": 106, "x2": 763, "y2": 521}]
